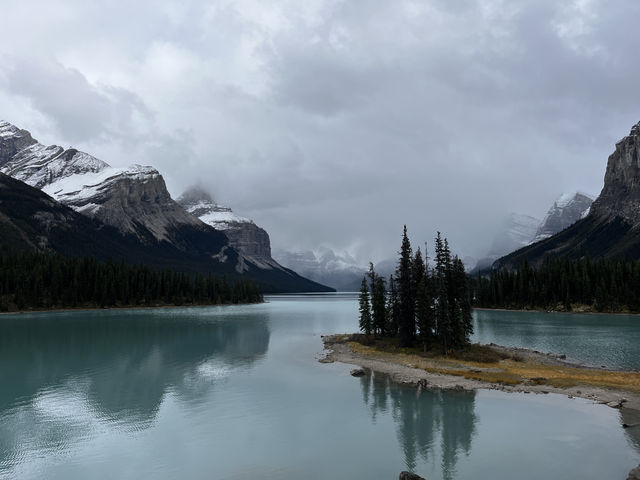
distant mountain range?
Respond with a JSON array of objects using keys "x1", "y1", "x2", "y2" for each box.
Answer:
[
  {"x1": 273, "y1": 248, "x2": 367, "y2": 291},
  {"x1": 274, "y1": 188, "x2": 598, "y2": 289},
  {"x1": 493, "y1": 121, "x2": 640, "y2": 270},
  {"x1": 0, "y1": 121, "x2": 333, "y2": 293},
  {"x1": 470, "y1": 192, "x2": 593, "y2": 272}
]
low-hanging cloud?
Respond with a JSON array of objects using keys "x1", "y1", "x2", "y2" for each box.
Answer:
[{"x1": 1, "y1": 0, "x2": 640, "y2": 264}]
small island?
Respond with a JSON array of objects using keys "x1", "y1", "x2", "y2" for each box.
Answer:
[{"x1": 321, "y1": 226, "x2": 640, "y2": 413}]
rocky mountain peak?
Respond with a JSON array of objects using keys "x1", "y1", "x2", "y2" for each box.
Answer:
[
  {"x1": 533, "y1": 192, "x2": 593, "y2": 242},
  {"x1": 590, "y1": 120, "x2": 640, "y2": 224},
  {"x1": 178, "y1": 185, "x2": 274, "y2": 261},
  {"x1": 0, "y1": 122, "x2": 201, "y2": 243},
  {"x1": 176, "y1": 185, "x2": 214, "y2": 208},
  {"x1": 0, "y1": 120, "x2": 38, "y2": 166}
]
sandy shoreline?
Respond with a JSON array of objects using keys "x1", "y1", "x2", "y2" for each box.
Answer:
[{"x1": 320, "y1": 334, "x2": 640, "y2": 415}]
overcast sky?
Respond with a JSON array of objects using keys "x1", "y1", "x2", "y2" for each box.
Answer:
[{"x1": 2, "y1": 0, "x2": 640, "y2": 264}]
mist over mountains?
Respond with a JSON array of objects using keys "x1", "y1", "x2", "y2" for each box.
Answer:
[{"x1": 0, "y1": 120, "x2": 332, "y2": 293}]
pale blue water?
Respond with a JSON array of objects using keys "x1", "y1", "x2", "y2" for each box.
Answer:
[
  {"x1": 0, "y1": 294, "x2": 638, "y2": 479},
  {"x1": 473, "y1": 309, "x2": 640, "y2": 370}
]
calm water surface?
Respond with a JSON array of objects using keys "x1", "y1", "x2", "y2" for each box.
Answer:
[
  {"x1": 1, "y1": 294, "x2": 639, "y2": 479},
  {"x1": 473, "y1": 309, "x2": 640, "y2": 370}
]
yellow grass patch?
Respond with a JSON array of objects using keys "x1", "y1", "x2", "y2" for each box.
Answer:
[{"x1": 348, "y1": 341, "x2": 640, "y2": 393}]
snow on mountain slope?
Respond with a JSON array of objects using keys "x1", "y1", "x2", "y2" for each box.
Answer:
[
  {"x1": 178, "y1": 185, "x2": 288, "y2": 271},
  {"x1": 0, "y1": 120, "x2": 201, "y2": 242},
  {"x1": 533, "y1": 192, "x2": 594, "y2": 243},
  {"x1": 273, "y1": 247, "x2": 367, "y2": 291}
]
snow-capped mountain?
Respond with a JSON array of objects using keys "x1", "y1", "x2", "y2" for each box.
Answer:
[
  {"x1": 494, "y1": 121, "x2": 640, "y2": 269},
  {"x1": 533, "y1": 192, "x2": 593, "y2": 243},
  {"x1": 178, "y1": 186, "x2": 286, "y2": 271},
  {"x1": 0, "y1": 120, "x2": 333, "y2": 292},
  {"x1": 0, "y1": 120, "x2": 200, "y2": 243},
  {"x1": 472, "y1": 193, "x2": 596, "y2": 272},
  {"x1": 273, "y1": 247, "x2": 367, "y2": 291}
]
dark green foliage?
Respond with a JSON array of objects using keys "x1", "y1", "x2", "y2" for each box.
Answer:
[
  {"x1": 475, "y1": 256, "x2": 640, "y2": 313},
  {"x1": 0, "y1": 173, "x2": 332, "y2": 294},
  {"x1": 415, "y1": 277, "x2": 434, "y2": 351},
  {"x1": 358, "y1": 276, "x2": 372, "y2": 335},
  {"x1": 371, "y1": 275, "x2": 387, "y2": 335},
  {"x1": 360, "y1": 227, "x2": 473, "y2": 354},
  {"x1": 0, "y1": 251, "x2": 262, "y2": 312},
  {"x1": 451, "y1": 257, "x2": 473, "y2": 349},
  {"x1": 387, "y1": 275, "x2": 400, "y2": 337},
  {"x1": 434, "y1": 233, "x2": 451, "y2": 351},
  {"x1": 397, "y1": 225, "x2": 415, "y2": 347}
]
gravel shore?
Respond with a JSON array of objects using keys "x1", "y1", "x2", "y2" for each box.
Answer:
[{"x1": 320, "y1": 334, "x2": 640, "y2": 413}]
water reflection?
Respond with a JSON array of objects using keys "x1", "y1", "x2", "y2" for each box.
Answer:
[
  {"x1": 360, "y1": 371, "x2": 477, "y2": 479},
  {"x1": 0, "y1": 309, "x2": 270, "y2": 471}
]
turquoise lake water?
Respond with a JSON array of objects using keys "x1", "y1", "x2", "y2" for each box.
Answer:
[
  {"x1": 473, "y1": 309, "x2": 640, "y2": 370},
  {"x1": 1, "y1": 294, "x2": 639, "y2": 479}
]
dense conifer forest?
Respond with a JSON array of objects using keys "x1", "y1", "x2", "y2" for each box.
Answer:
[
  {"x1": 475, "y1": 257, "x2": 640, "y2": 313},
  {"x1": 0, "y1": 251, "x2": 262, "y2": 312},
  {"x1": 359, "y1": 227, "x2": 473, "y2": 353}
]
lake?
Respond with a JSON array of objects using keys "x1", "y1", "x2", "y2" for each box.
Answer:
[
  {"x1": 473, "y1": 309, "x2": 640, "y2": 370},
  {"x1": 1, "y1": 294, "x2": 638, "y2": 479}
]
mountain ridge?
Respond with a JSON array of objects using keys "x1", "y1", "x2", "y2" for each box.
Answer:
[
  {"x1": 493, "y1": 121, "x2": 640, "y2": 270},
  {"x1": 0, "y1": 121, "x2": 333, "y2": 292}
]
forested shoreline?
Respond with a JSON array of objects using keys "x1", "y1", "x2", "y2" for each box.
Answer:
[
  {"x1": 475, "y1": 257, "x2": 640, "y2": 313},
  {"x1": 0, "y1": 251, "x2": 262, "y2": 312},
  {"x1": 358, "y1": 227, "x2": 473, "y2": 353}
]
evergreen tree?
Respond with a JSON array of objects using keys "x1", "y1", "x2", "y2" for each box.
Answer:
[
  {"x1": 415, "y1": 277, "x2": 434, "y2": 351},
  {"x1": 397, "y1": 225, "x2": 415, "y2": 347},
  {"x1": 434, "y1": 232, "x2": 452, "y2": 353},
  {"x1": 387, "y1": 275, "x2": 400, "y2": 337},
  {"x1": 359, "y1": 276, "x2": 373, "y2": 335},
  {"x1": 372, "y1": 275, "x2": 387, "y2": 335},
  {"x1": 412, "y1": 247, "x2": 425, "y2": 302},
  {"x1": 451, "y1": 256, "x2": 473, "y2": 347}
]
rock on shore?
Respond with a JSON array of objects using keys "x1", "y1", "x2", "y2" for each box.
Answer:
[{"x1": 399, "y1": 472, "x2": 426, "y2": 480}]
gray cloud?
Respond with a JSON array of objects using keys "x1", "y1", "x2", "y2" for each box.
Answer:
[{"x1": 1, "y1": 0, "x2": 640, "y2": 264}]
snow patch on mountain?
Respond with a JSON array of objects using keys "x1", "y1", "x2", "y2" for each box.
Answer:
[
  {"x1": 41, "y1": 164, "x2": 160, "y2": 212},
  {"x1": 273, "y1": 247, "x2": 367, "y2": 291},
  {"x1": 533, "y1": 192, "x2": 594, "y2": 243},
  {"x1": 0, "y1": 120, "x2": 200, "y2": 242}
]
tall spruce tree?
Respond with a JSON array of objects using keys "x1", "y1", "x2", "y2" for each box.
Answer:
[
  {"x1": 358, "y1": 276, "x2": 373, "y2": 335},
  {"x1": 415, "y1": 277, "x2": 434, "y2": 352},
  {"x1": 372, "y1": 275, "x2": 387, "y2": 335},
  {"x1": 412, "y1": 247, "x2": 425, "y2": 307},
  {"x1": 451, "y1": 256, "x2": 473, "y2": 347},
  {"x1": 434, "y1": 232, "x2": 452, "y2": 353},
  {"x1": 397, "y1": 225, "x2": 415, "y2": 347},
  {"x1": 387, "y1": 275, "x2": 400, "y2": 336}
]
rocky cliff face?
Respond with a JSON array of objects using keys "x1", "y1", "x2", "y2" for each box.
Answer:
[
  {"x1": 533, "y1": 192, "x2": 593, "y2": 242},
  {"x1": 590, "y1": 121, "x2": 640, "y2": 224},
  {"x1": 178, "y1": 186, "x2": 273, "y2": 260},
  {"x1": 0, "y1": 120, "x2": 334, "y2": 292},
  {"x1": 493, "y1": 121, "x2": 640, "y2": 269},
  {"x1": 0, "y1": 120, "x2": 202, "y2": 244}
]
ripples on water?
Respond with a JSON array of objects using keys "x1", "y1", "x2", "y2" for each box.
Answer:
[{"x1": 0, "y1": 297, "x2": 639, "y2": 479}]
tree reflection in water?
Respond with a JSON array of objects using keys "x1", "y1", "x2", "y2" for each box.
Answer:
[{"x1": 360, "y1": 370, "x2": 477, "y2": 480}]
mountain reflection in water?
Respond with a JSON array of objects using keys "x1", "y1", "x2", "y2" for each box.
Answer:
[{"x1": 0, "y1": 309, "x2": 270, "y2": 467}]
